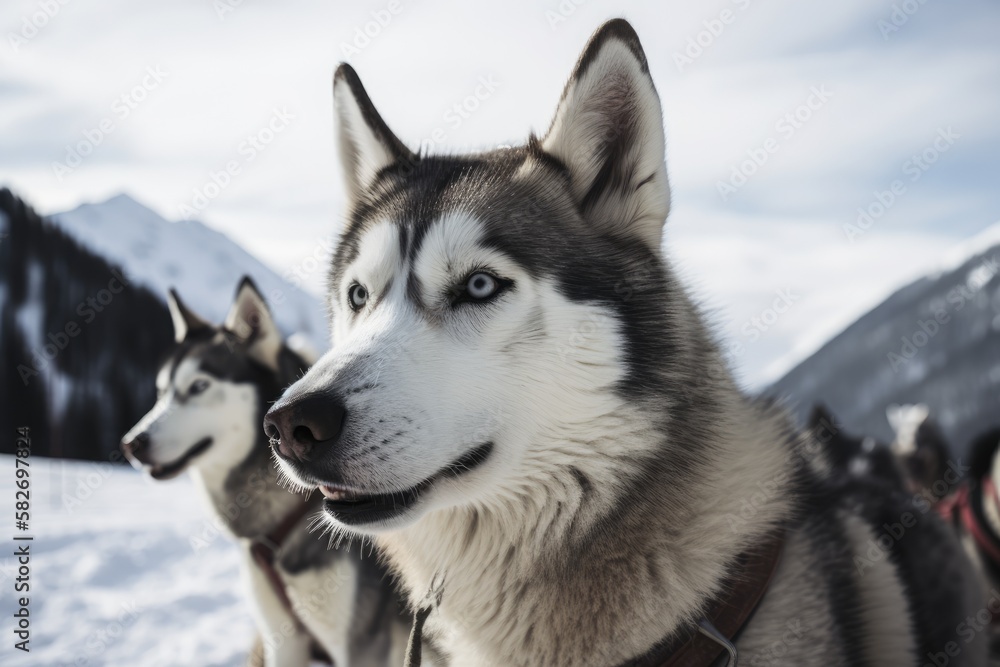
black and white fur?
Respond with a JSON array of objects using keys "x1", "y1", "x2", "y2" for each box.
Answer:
[
  {"x1": 888, "y1": 403, "x2": 953, "y2": 499},
  {"x1": 953, "y1": 427, "x2": 1000, "y2": 661},
  {"x1": 267, "y1": 20, "x2": 988, "y2": 666},
  {"x1": 121, "y1": 278, "x2": 409, "y2": 667}
]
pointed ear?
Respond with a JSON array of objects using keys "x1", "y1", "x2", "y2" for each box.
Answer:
[
  {"x1": 167, "y1": 289, "x2": 209, "y2": 342},
  {"x1": 808, "y1": 403, "x2": 836, "y2": 430},
  {"x1": 541, "y1": 20, "x2": 670, "y2": 252},
  {"x1": 224, "y1": 277, "x2": 282, "y2": 369},
  {"x1": 333, "y1": 63, "x2": 415, "y2": 204}
]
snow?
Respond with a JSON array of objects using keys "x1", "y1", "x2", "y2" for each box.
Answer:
[
  {"x1": 935, "y1": 219, "x2": 1000, "y2": 278},
  {"x1": 48, "y1": 194, "x2": 330, "y2": 352},
  {"x1": 14, "y1": 261, "x2": 45, "y2": 358},
  {"x1": 0, "y1": 455, "x2": 255, "y2": 666}
]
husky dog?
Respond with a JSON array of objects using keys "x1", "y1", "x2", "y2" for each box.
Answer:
[
  {"x1": 888, "y1": 403, "x2": 952, "y2": 498},
  {"x1": 121, "y1": 278, "x2": 409, "y2": 667},
  {"x1": 941, "y1": 427, "x2": 1000, "y2": 661},
  {"x1": 265, "y1": 20, "x2": 987, "y2": 666},
  {"x1": 809, "y1": 404, "x2": 908, "y2": 490}
]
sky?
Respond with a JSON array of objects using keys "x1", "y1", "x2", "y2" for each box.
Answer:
[{"x1": 2, "y1": 0, "x2": 999, "y2": 388}]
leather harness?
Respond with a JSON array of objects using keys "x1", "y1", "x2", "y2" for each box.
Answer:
[
  {"x1": 404, "y1": 531, "x2": 785, "y2": 667},
  {"x1": 248, "y1": 500, "x2": 318, "y2": 632},
  {"x1": 618, "y1": 531, "x2": 785, "y2": 667}
]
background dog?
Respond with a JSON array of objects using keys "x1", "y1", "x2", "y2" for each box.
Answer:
[{"x1": 122, "y1": 278, "x2": 409, "y2": 667}]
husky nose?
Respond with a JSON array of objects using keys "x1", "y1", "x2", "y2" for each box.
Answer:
[
  {"x1": 264, "y1": 394, "x2": 347, "y2": 462},
  {"x1": 121, "y1": 432, "x2": 149, "y2": 460}
]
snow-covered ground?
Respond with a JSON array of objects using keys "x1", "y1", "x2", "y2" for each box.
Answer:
[{"x1": 0, "y1": 454, "x2": 256, "y2": 667}]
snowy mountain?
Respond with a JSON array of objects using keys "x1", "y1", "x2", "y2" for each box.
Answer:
[
  {"x1": 50, "y1": 193, "x2": 329, "y2": 349},
  {"x1": 768, "y1": 227, "x2": 1000, "y2": 455},
  {"x1": 0, "y1": 189, "x2": 329, "y2": 462}
]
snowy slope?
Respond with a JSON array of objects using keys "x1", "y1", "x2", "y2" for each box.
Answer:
[
  {"x1": 0, "y1": 455, "x2": 256, "y2": 666},
  {"x1": 769, "y1": 224, "x2": 1000, "y2": 452},
  {"x1": 50, "y1": 194, "x2": 329, "y2": 349}
]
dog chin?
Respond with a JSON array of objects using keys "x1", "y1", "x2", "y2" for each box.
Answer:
[
  {"x1": 311, "y1": 441, "x2": 496, "y2": 531},
  {"x1": 321, "y1": 497, "x2": 427, "y2": 534},
  {"x1": 139, "y1": 437, "x2": 214, "y2": 482}
]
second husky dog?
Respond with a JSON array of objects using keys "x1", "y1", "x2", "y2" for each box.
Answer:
[
  {"x1": 266, "y1": 20, "x2": 987, "y2": 667},
  {"x1": 121, "y1": 278, "x2": 409, "y2": 667},
  {"x1": 941, "y1": 427, "x2": 1000, "y2": 661}
]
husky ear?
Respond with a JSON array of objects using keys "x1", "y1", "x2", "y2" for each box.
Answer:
[
  {"x1": 167, "y1": 289, "x2": 210, "y2": 342},
  {"x1": 808, "y1": 404, "x2": 836, "y2": 430},
  {"x1": 224, "y1": 277, "x2": 282, "y2": 369},
  {"x1": 333, "y1": 63, "x2": 415, "y2": 204},
  {"x1": 541, "y1": 20, "x2": 669, "y2": 252},
  {"x1": 886, "y1": 404, "x2": 929, "y2": 433}
]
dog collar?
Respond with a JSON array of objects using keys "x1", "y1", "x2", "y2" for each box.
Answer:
[
  {"x1": 403, "y1": 531, "x2": 784, "y2": 667},
  {"x1": 617, "y1": 530, "x2": 785, "y2": 667}
]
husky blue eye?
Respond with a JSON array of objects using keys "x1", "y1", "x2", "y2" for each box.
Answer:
[
  {"x1": 348, "y1": 283, "x2": 368, "y2": 310},
  {"x1": 466, "y1": 273, "x2": 498, "y2": 300},
  {"x1": 189, "y1": 379, "x2": 210, "y2": 396}
]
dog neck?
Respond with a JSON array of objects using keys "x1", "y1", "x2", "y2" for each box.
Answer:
[
  {"x1": 378, "y1": 391, "x2": 801, "y2": 665},
  {"x1": 191, "y1": 428, "x2": 306, "y2": 542}
]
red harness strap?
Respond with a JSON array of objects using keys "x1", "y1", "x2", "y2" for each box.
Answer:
[{"x1": 939, "y1": 478, "x2": 1000, "y2": 574}]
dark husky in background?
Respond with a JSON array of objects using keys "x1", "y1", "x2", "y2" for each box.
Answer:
[
  {"x1": 265, "y1": 20, "x2": 987, "y2": 666},
  {"x1": 941, "y1": 427, "x2": 1000, "y2": 662},
  {"x1": 121, "y1": 278, "x2": 408, "y2": 666}
]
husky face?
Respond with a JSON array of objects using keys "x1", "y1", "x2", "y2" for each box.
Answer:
[
  {"x1": 123, "y1": 279, "x2": 286, "y2": 481},
  {"x1": 268, "y1": 22, "x2": 680, "y2": 534}
]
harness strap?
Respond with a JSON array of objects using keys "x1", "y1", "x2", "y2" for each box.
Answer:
[
  {"x1": 402, "y1": 532, "x2": 784, "y2": 667},
  {"x1": 939, "y1": 477, "x2": 1000, "y2": 628},
  {"x1": 620, "y1": 530, "x2": 785, "y2": 667},
  {"x1": 959, "y1": 478, "x2": 1000, "y2": 570},
  {"x1": 249, "y1": 499, "x2": 317, "y2": 632},
  {"x1": 404, "y1": 602, "x2": 434, "y2": 667}
]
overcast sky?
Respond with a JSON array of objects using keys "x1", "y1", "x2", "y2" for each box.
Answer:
[{"x1": 2, "y1": 0, "x2": 999, "y2": 388}]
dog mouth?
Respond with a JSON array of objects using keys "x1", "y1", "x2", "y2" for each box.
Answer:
[
  {"x1": 318, "y1": 442, "x2": 494, "y2": 526},
  {"x1": 148, "y1": 437, "x2": 213, "y2": 480}
]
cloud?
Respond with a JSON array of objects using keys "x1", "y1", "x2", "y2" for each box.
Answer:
[{"x1": 1, "y1": 0, "x2": 998, "y2": 387}]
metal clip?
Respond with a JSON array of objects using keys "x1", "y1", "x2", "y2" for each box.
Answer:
[{"x1": 697, "y1": 617, "x2": 739, "y2": 667}]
